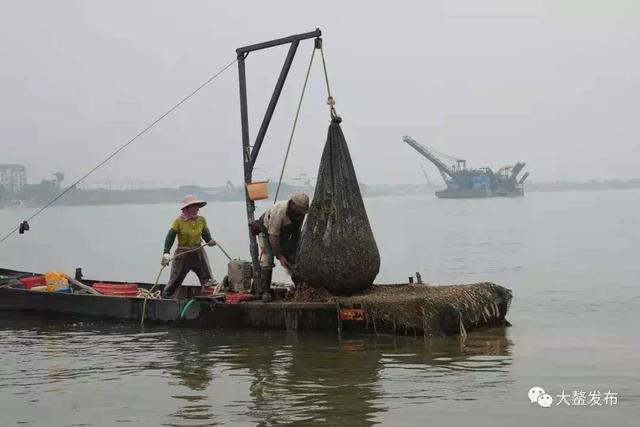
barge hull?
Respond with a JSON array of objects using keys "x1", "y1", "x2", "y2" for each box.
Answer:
[{"x1": 0, "y1": 268, "x2": 511, "y2": 336}]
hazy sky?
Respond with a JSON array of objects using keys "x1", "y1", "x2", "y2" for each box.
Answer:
[{"x1": 1, "y1": 0, "x2": 639, "y2": 187}]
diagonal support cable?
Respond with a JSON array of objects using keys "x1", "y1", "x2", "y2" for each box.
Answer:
[
  {"x1": 0, "y1": 58, "x2": 238, "y2": 245},
  {"x1": 273, "y1": 46, "x2": 317, "y2": 204}
]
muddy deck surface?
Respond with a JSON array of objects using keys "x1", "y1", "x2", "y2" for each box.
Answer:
[{"x1": 289, "y1": 282, "x2": 513, "y2": 336}]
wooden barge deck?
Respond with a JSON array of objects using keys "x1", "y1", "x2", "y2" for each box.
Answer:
[{"x1": 0, "y1": 268, "x2": 512, "y2": 337}]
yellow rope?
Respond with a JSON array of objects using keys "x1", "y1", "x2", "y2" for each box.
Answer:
[
  {"x1": 273, "y1": 45, "x2": 317, "y2": 204},
  {"x1": 273, "y1": 42, "x2": 339, "y2": 204},
  {"x1": 140, "y1": 265, "x2": 167, "y2": 326},
  {"x1": 319, "y1": 44, "x2": 339, "y2": 120},
  {"x1": 140, "y1": 244, "x2": 207, "y2": 326},
  {"x1": 137, "y1": 288, "x2": 162, "y2": 299}
]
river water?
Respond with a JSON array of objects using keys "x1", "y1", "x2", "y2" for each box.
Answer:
[{"x1": 0, "y1": 190, "x2": 638, "y2": 426}]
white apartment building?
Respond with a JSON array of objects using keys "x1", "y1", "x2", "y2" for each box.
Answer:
[{"x1": 0, "y1": 164, "x2": 27, "y2": 194}]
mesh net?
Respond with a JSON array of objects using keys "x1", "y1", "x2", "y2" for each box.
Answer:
[{"x1": 296, "y1": 117, "x2": 380, "y2": 294}]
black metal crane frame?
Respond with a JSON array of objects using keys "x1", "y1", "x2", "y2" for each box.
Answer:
[{"x1": 236, "y1": 28, "x2": 322, "y2": 279}]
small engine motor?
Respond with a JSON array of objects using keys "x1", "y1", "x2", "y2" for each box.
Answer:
[{"x1": 224, "y1": 260, "x2": 253, "y2": 293}]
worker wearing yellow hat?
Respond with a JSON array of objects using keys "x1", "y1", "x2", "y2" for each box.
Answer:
[{"x1": 161, "y1": 195, "x2": 217, "y2": 298}]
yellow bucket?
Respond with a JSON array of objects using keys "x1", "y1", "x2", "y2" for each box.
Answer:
[{"x1": 246, "y1": 180, "x2": 269, "y2": 201}]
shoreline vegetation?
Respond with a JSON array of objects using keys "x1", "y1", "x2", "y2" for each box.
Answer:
[{"x1": 2, "y1": 179, "x2": 640, "y2": 209}]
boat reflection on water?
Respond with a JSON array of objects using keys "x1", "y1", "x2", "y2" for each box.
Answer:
[
  {"x1": 165, "y1": 327, "x2": 513, "y2": 425},
  {"x1": 0, "y1": 314, "x2": 512, "y2": 425}
]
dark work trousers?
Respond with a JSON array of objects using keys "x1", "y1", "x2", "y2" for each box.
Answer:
[{"x1": 163, "y1": 246, "x2": 214, "y2": 299}]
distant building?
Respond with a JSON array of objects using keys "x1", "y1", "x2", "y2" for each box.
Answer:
[{"x1": 0, "y1": 164, "x2": 27, "y2": 194}]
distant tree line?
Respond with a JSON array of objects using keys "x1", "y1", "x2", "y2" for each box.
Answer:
[
  {"x1": 3, "y1": 174, "x2": 640, "y2": 209},
  {"x1": 3, "y1": 175, "x2": 314, "y2": 207},
  {"x1": 526, "y1": 179, "x2": 640, "y2": 192}
]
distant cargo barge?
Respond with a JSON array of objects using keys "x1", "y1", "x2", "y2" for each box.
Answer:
[{"x1": 403, "y1": 136, "x2": 529, "y2": 199}]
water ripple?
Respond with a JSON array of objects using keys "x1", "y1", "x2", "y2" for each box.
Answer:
[{"x1": 0, "y1": 315, "x2": 515, "y2": 425}]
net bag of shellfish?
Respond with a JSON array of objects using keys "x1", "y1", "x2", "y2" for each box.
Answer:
[{"x1": 296, "y1": 117, "x2": 380, "y2": 294}]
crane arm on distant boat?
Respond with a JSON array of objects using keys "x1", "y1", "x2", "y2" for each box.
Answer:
[
  {"x1": 518, "y1": 172, "x2": 530, "y2": 185},
  {"x1": 509, "y1": 162, "x2": 526, "y2": 182},
  {"x1": 402, "y1": 136, "x2": 462, "y2": 184}
]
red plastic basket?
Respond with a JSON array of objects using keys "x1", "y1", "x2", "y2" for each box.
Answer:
[
  {"x1": 19, "y1": 276, "x2": 47, "y2": 290},
  {"x1": 93, "y1": 283, "x2": 139, "y2": 296},
  {"x1": 224, "y1": 293, "x2": 256, "y2": 304}
]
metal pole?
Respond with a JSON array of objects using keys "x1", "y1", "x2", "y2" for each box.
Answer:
[
  {"x1": 250, "y1": 39, "x2": 300, "y2": 167},
  {"x1": 236, "y1": 29, "x2": 320, "y2": 55},
  {"x1": 235, "y1": 29, "x2": 322, "y2": 290},
  {"x1": 237, "y1": 54, "x2": 260, "y2": 275}
]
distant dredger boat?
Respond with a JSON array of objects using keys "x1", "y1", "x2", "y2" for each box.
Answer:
[{"x1": 403, "y1": 136, "x2": 529, "y2": 199}]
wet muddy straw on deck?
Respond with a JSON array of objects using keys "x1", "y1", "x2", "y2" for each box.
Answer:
[{"x1": 290, "y1": 282, "x2": 513, "y2": 337}]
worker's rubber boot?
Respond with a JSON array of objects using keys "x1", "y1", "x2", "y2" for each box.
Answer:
[{"x1": 261, "y1": 269, "x2": 273, "y2": 302}]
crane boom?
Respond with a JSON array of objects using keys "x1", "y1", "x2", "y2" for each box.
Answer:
[
  {"x1": 509, "y1": 162, "x2": 526, "y2": 182},
  {"x1": 403, "y1": 135, "x2": 528, "y2": 198},
  {"x1": 402, "y1": 136, "x2": 457, "y2": 181}
]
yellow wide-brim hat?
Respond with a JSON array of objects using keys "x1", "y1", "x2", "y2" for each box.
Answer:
[{"x1": 181, "y1": 194, "x2": 207, "y2": 210}]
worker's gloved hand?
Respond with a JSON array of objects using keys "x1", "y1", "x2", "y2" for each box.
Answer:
[
  {"x1": 278, "y1": 256, "x2": 291, "y2": 270},
  {"x1": 248, "y1": 220, "x2": 262, "y2": 236},
  {"x1": 207, "y1": 239, "x2": 217, "y2": 247},
  {"x1": 161, "y1": 253, "x2": 171, "y2": 266}
]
